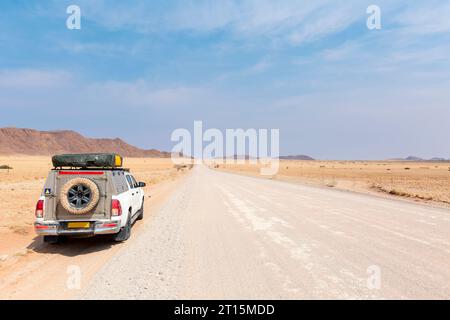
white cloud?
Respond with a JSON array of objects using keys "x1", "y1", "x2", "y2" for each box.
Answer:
[
  {"x1": 39, "y1": 0, "x2": 450, "y2": 51},
  {"x1": 288, "y1": 2, "x2": 360, "y2": 45},
  {"x1": 85, "y1": 80, "x2": 210, "y2": 109},
  {"x1": 62, "y1": 0, "x2": 364, "y2": 46},
  {"x1": 0, "y1": 69, "x2": 72, "y2": 89},
  {"x1": 0, "y1": 69, "x2": 218, "y2": 112},
  {"x1": 57, "y1": 41, "x2": 133, "y2": 57},
  {"x1": 169, "y1": 0, "x2": 364, "y2": 45},
  {"x1": 320, "y1": 41, "x2": 361, "y2": 61},
  {"x1": 395, "y1": 2, "x2": 450, "y2": 35},
  {"x1": 217, "y1": 58, "x2": 272, "y2": 81}
]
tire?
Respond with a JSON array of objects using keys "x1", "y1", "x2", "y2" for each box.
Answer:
[
  {"x1": 112, "y1": 210, "x2": 131, "y2": 242},
  {"x1": 60, "y1": 178, "x2": 100, "y2": 215},
  {"x1": 136, "y1": 199, "x2": 144, "y2": 221}
]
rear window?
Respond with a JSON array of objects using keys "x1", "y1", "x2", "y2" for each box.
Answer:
[{"x1": 112, "y1": 171, "x2": 128, "y2": 193}]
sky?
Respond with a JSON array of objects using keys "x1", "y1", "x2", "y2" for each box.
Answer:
[{"x1": 0, "y1": 0, "x2": 450, "y2": 159}]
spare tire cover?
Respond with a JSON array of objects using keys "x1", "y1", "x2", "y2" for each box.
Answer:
[{"x1": 60, "y1": 178, "x2": 100, "y2": 215}]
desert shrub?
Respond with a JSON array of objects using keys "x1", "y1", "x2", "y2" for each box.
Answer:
[
  {"x1": 0, "y1": 165, "x2": 12, "y2": 170},
  {"x1": 389, "y1": 189, "x2": 408, "y2": 197},
  {"x1": 173, "y1": 164, "x2": 188, "y2": 171}
]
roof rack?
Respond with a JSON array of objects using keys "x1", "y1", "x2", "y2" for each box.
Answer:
[
  {"x1": 52, "y1": 153, "x2": 124, "y2": 169},
  {"x1": 52, "y1": 167, "x2": 130, "y2": 172}
]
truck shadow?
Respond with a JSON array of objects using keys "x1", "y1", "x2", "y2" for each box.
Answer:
[{"x1": 27, "y1": 235, "x2": 120, "y2": 257}]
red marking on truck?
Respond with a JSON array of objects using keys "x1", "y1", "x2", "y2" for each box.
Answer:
[
  {"x1": 35, "y1": 225, "x2": 49, "y2": 230},
  {"x1": 58, "y1": 171, "x2": 104, "y2": 175},
  {"x1": 101, "y1": 223, "x2": 118, "y2": 228}
]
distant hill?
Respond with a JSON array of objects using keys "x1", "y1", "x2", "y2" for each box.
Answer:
[
  {"x1": 280, "y1": 155, "x2": 315, "y2": 160},
  {"x1": 215, "y1": 154, "x2": 315, "y2": 160},
  {"x1": 404, "y1": 156, "x2": 424, "y2": 161},
  {"x1": 0, "y1": 127, "x2": 170, "y2": 158},
  {"x1": 390, "y1": 156, "x2": 449, "y2": 162}
]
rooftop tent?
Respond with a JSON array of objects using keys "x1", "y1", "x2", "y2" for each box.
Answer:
[{"x1": 52, "y1": 153, "x2": 123, "y2": 168}]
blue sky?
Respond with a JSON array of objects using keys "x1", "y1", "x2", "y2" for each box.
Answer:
[{"x1": 1, "y1": 0, "x2": 450, "y2": 159}]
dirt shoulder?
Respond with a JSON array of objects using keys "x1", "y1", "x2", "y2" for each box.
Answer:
[{"x1": 212, "y1": 160, "x2": 450, "y2": 210}]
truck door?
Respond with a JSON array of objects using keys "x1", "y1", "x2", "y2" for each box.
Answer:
[
  {"x1": 125, "y1": 174, "x2": 138, "y2": 215},
  {"x1": 129, "y1": 175, "x2": 142, "y2": 213}
]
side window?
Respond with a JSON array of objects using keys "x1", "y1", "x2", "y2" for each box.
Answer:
[
  {"x1": 126, "y1": 175, "x2": 135, "y2": 189},
  {"x1": 130, "y1": 176, "x2": 138, "y2": 188}
]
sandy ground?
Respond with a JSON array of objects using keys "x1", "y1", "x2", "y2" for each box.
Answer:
[
  {"x1": 82, "y1": 166, "x2": 450, "y2": 299},
  {"x1": 213, "y1": 160, "x2": 450, "y2": 208},
  {"x1": 0, "y1": 156, "x2": 188, "y2": 299}
]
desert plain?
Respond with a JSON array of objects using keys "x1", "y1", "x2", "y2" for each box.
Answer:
[{"x1": 215, "y1": 159, "x2": 450, "y2": 208}]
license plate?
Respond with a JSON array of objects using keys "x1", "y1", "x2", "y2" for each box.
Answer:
[{"x1": 67, "y1": 222, "x2": 90, "y2": 229}]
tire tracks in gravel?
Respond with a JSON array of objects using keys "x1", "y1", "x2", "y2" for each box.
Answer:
[{"x1": 81, "y1": 174, "x2": 193, "y2": 299}]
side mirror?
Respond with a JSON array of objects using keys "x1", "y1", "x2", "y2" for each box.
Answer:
[{"x1": 138, "y1": 182, "x2": 146, "y2": 188}]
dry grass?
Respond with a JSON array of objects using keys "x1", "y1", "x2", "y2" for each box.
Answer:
[
  {"x1": 0, "y1": 156, "x2": 187, "y2": 232},
  {"x1": 214, "y1": 160, "x2": 450, "y2": 207}
]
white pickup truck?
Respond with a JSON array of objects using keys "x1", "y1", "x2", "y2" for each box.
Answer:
[{"x1": 34, "y1": 153, "x2": 145, "y2": 243}]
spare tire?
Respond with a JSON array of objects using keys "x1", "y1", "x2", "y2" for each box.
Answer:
[{"x1": 60, "y1": 178, "x2": 100, "y2": 215}]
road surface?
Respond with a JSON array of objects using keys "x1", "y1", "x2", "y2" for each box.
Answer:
[{"x1": 82, "y1": 166, "x2": 450, "y2": 299}]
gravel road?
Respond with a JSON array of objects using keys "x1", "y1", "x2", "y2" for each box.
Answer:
[{"x1": 82, "y1": 166, "x2": 450, "y2": 299}]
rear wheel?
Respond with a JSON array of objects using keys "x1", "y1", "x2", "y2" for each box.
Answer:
[{"x1": 112, "y1": 210, "x2": 131, "y2": 242}]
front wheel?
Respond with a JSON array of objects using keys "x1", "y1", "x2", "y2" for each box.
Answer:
[
  {"x1": 136, "y1": 199, "x2": 144, "y2": 221},
  {"x1": 112, "y1": 212, "x2": 131, "y2": 242}
]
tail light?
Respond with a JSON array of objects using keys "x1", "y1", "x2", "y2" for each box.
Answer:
[
  {"x1": 35, "y1": 200, "x2": 44, "y2": 218},
  {"x1": 111, "y1": 199, "x2": 122, "y2": 216}
]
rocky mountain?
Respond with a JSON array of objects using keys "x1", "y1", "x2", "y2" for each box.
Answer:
[{"x1": 0, "y1": 127, "x2": 170, "y2": 158}]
